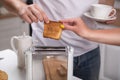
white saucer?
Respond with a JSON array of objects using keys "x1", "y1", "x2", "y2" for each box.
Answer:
[{"x1": 83, "y1": 12, "x2": 116, "y2": 22}]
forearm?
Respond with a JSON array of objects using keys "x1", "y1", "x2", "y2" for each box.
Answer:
[
  {"x1": 84, "y1": 28, "x2": 120, "y2": 46},
  {"x1": 0, "y1": 0, "x2": 27, "y2": 15},
  {"x1": 99, "y1": 0, "x2": 114, "y2": 6}
]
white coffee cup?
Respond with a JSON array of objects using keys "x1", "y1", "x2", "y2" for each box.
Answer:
[
  {"x1": 11, "y1": 32, "x2": 32, "y2": 69},
  {"x1": 90, "y1": 4, "x2": 116, "y2": 19}
]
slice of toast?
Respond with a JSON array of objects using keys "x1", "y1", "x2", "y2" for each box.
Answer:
[
  {"x1": 42, "y1": 57, "x2": 67, "y2": 80},
  {"x1": 0, "y1": 70, "x2": 8, "y2": 80},
  {"x1": 43, "y1": 21, "x2": 63, "y2": 40}
]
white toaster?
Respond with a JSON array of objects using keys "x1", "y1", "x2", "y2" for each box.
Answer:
[{"x1": 25, "y1": 46, "x2": 74, "y2": 80}]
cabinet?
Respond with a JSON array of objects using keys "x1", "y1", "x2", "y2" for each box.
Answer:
[
  {"x1": 99, "y1": 44, "x2": 120, "y2": 80},
  {"x1": 98, "y1": 14, "x2": 120, "y2": 80},
  {"x1": 0, "y1": 16, "x2": 29, "y2": 50}
]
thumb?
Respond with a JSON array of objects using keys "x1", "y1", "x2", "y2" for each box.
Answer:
[
  {"x1": 63, "y1": 23, "x2": 75, "y2": 31},
  {"x1": 60, "y1": 19, "x2": 74, "y2": 23}
]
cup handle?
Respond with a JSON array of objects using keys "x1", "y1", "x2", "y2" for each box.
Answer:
[
  {"x1": 109, "y1": 8, "x2": 116, "y2": 18},
  {"x1": 11, "y1": 36, "x2": 18, "y2": 52}
]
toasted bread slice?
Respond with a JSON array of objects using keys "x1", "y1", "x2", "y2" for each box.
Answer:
[
  {"x1": 43, "y1": 21, "x2": 63, "y2": 40},
  {"x1": 0, "y1": 70, "x2": 8, "y2": 80}
]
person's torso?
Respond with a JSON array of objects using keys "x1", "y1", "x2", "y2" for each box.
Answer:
[{"x1": 32, "y1": 0, "x2": 99, "y2": 56}]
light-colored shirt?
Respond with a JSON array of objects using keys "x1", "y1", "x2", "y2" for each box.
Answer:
[{"x1": 32, "y1": 0, "x2": 99, "y2": 56}]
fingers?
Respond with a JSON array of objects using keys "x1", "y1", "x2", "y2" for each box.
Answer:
[
  {"x1": 34, "y1": 4, "x2": 49, "y2": 23},
  {"x1": 18, "y1": 4, "x2": 49, "y2": 24},
  {"x1": 61, "y1": 18, "x2": 77, "y2": 30},
  {"x1": 28, "y1": 5, "x2": 42, "y2": 22},
  {"x1": 21, "y1": 14, "x2": 32, "y2": 23},
  {"x1": 61, "y1": 18, "x2": 83, "y2": 25},
  {"x1": 61, "y1": 18, "x2": 76, "y2": 23},
  {"x1": 106, "y1": 20, "x2": 115, "y2": 24},
  {"x1": 63, "y1": 23, "x2": 75, "y2": 31}
]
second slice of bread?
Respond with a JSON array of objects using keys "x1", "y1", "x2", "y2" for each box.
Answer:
[{"x1": 0, "y1": 70, "x2": 8, "y2": 80}]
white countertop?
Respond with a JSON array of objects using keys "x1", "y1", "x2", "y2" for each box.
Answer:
[
  {"x1": 0, "y1": 49, "x2": 82, "y2": 80},
  {"x1": 0, "y1": 49, "x2": 26, "y2": 80}
]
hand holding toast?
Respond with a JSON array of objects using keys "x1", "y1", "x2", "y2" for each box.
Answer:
[{"x1": 18, "y1": 4, "x2": 49, "y2": 23}]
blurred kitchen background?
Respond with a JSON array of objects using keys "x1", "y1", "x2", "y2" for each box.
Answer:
[{"x1": 0, "y1": 0, "x2": 120, "y2": 80}]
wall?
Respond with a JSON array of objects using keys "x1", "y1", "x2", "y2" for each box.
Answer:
[{"x1": 0, "y1": 17, "x2": 29, "y2": 50}]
